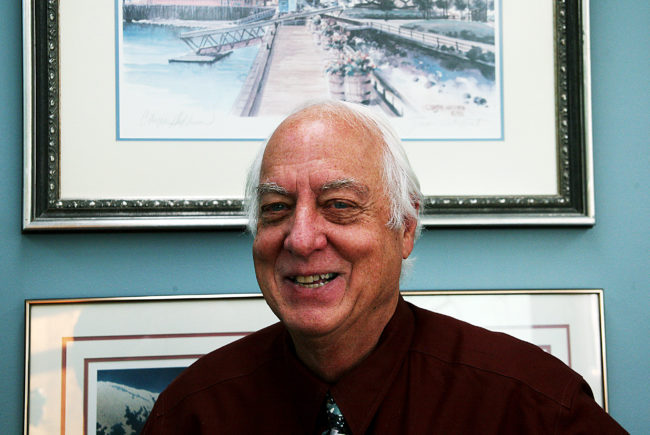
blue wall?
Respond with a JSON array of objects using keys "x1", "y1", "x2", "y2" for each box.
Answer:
[{"x1": 1, "y1": 2, "x2": 647, "y2": 433}]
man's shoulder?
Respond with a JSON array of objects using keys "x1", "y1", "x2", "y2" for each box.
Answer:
[
  {"x1": 408, "y1": 302, "x2": 584, "y2": 408},
  {"x1": 157, "y1": 322, "x2": 285, "y2": 408}
]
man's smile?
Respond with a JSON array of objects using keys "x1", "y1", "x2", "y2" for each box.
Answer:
[{"x1": 289, "y1": 273, "x2": 339, "y2": 288}]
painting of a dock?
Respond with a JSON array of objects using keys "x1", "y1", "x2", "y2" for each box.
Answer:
[{"x1": 117, "y1": 0, "x2": 501, "y2": 140}]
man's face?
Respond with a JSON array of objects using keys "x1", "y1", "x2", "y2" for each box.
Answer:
[{"x1": 252, "y1": 110, "x2": 416, "y2": 340}]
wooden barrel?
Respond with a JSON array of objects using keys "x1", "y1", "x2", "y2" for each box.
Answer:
[
  {"x1": 328, "y1": 74, "x2": 346, "y2": 101},
  {"x1": 344, "y1": 74, "x2": 373, "y2": 104}
]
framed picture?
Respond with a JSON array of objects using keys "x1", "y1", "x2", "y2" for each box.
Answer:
[
  {"x1": 23, "y1": 0, "x2": 593, "y2": 230},
  {"x1": 24, "y1": 289, "x2": 608, "y2": 434}
]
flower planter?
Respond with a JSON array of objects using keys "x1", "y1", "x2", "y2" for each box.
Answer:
[
  {"x1": 321, "y1": 36, "x2": 332, "y2": 50},
  {"x1": 325, "y1": 48, "x2": 342, "y2": 62},
  {"x1": 328, "y1": 74, "x2": 346, "y2": 101},
  {"x1": 345, "y1": 74, "x2": 373, "y2": 104}
]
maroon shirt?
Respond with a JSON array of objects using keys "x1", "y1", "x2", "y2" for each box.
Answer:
[{"x1": 142, "y1": 297, "x2": 627, "y2": 434}]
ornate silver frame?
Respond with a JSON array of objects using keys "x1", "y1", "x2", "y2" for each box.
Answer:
[{"x1": 23, "y1": 0, "x2": 594, "y2": 230}]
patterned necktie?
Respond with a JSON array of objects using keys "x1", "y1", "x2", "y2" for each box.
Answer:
[{"x1": 321, "y1": 391, "x2": 351, "y2": 435}]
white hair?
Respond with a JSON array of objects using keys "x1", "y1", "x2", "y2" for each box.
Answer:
[{"x1": 245, "y1": 101, "x2": 423, "y2": 261}]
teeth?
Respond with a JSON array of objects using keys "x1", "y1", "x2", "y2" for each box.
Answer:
[{"x1": 293, "y1": 273, "x2": 335, "y2": 287}]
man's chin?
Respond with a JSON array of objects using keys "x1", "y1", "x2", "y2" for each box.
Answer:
[{"x1": 280, "y1": 308, "x2": 347, "y2": 339}]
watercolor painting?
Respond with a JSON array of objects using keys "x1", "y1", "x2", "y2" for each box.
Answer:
[{"x1": 117, "y1": 0, "x2": 501, "y2": 140}]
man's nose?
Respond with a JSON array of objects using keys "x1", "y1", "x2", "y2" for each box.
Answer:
[{"x1": 283, "y1": 203, "x2": 326, "y2": 257}]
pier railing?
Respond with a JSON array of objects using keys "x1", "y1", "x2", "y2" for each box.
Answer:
[
  {"x1": 366, "y1": 21, "x2": 493, "y2": 54},
  {"x1": 235, "y1": 8, "x2": 276, "y2": 25},
  {"x1": 370, "y1": 70, "x2": 408, "y2": 117}
]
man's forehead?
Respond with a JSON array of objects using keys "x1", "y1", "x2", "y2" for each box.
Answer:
[
  {"x1": 258, "y1": 109, "x2": 385, "y2": 196},
  {"x1": 264, "y1": 110, "x2": 381, "y2": 157}
]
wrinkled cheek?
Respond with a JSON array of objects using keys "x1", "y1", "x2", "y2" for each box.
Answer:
[
  {"x1": 252, "y1": 232, "x2": 278, "y2": 262},
  {"x1": 343, "y1": 233, "x2": 391, "y2": 265},
  {"x1": 252, "y1": 239, "x2": 264, "y2": 264},
  {"x1": 252, "y1": 235, "x2": 283, "y2": 290}
]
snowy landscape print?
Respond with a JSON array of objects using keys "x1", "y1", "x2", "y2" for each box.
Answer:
[
  {"x1": 94, "y1": 366, "x2": 185, "y2": 435},
  {"x1": 117, "y1": 0, "x2": 501, "y2": 140}
]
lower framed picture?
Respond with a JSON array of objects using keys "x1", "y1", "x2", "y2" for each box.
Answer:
[{"x1": 24, "y1": 289, "x2": 608, "y2": 434}]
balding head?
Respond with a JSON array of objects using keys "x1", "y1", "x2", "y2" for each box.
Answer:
[{"x1": 245, "y1": 101, "x2": 422, "y2": 239}]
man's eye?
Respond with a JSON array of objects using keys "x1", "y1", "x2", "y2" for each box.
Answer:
[
  {"x1": 262, "y1": 203, "x2": 288, "y2": 213},
  {"x1": 326, "y1": 200, "x2": 356, "y2": 211},
  {"x1": 322, "y1": 199, "x2": 361, "y2": 224}
]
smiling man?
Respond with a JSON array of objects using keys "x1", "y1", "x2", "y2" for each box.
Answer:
[
  {"x1": 142, "y1": 101, "x2": 626, "y2": 434},
  {"x1": 249, "y1": 104, "x2": 417, "y2": 385}
]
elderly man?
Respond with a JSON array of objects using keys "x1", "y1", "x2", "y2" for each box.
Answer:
[{"x1": 143, "y1": 101, "x2": 626, "y2": 434}]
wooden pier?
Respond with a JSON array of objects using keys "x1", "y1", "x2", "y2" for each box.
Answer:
[{"x1": 251, "y1": 24, "x2": 330, "y2": 116}]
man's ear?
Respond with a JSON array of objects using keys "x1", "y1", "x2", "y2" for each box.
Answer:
[{"x1": 401, "y1": 202, "x2": 420, "y2": 259}]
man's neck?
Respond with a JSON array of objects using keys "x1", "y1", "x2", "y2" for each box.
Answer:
[{"x1": 288, "y1": 300, "x2": 398, "y2": 383}]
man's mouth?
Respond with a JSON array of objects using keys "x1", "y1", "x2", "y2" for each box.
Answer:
[{"x1": 289, "y1": 273, "x2": 338, "y2": 288}]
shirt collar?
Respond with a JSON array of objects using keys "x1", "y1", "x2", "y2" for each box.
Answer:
[{"x1": 281, "y1": 296, "x2": 415, "y2": 433}]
